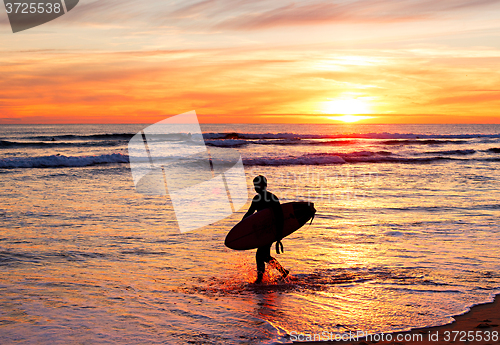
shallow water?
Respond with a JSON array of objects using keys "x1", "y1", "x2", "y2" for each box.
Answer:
[{"x1": 1, "y1": 124, "x2": 499, "y2": 344}]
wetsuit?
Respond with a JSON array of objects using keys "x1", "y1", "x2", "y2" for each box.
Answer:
[{"x1": 243, "y1": 190, "x2": 286, "y2": 279}]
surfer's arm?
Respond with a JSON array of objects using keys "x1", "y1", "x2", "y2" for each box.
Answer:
[
  {"x1": 273, "y1": 203, "x2": 285, "y2": 254},
  {"x1": 273, "y1": 202, "x2": 284, "y2": 240},
  {"x1": 242, "y1": 199, "x2": 257, "y2": 219},
  {"x1": 269, "y1": 193, "x2": 285, "y2": 254}
]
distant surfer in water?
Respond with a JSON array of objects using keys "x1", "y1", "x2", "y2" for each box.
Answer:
[{"x1": 243, "y1": 175, "x2": 289, "y2": 284}]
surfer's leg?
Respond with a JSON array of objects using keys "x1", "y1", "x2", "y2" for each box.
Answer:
[
  {"x1": 255, "y1": 246, "x2": 268, "y2": 283},
  {"x1": 269, "y1": 257, "x2": 289, "y2": 278}
]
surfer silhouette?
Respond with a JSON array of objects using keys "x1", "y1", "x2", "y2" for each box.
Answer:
[{"x1": 243, "y1": 175, "x2": 289, "y2": 284}]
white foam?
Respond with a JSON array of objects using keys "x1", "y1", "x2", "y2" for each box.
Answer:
[{"x1": 0, "y1": 153, "x2": 129, "y2": 169}]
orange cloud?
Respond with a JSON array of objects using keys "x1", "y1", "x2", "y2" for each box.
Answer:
[{"x1": 1, "y1": 43, "x2": 500, "y2": 124}]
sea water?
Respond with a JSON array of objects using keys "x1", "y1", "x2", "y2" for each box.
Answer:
[{"x1": 1, "y1": 123, "x2": 499, "y2": 344}]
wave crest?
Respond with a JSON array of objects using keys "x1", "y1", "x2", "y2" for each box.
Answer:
[{"x1": 0, "y1": 153, "x2": 128, "y2": 169}]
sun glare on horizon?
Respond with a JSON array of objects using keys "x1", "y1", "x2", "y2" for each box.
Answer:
[
  {"x1": 328, "y1": 115, "x2": 374, "y2": 123},
  {"x1": 322, "y1": 98, "x2": 374, "y2": 122}
]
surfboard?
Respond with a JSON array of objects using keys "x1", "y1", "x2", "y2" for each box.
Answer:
[{"x1": 225, "y1": 202, "x2": 316, "y2": 250}]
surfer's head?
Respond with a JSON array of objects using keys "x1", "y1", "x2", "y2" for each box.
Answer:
[{"x1": 253, "y1": 175, "x2": 267, "y2": 194}]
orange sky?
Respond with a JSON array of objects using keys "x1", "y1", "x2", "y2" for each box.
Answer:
[{"x1": 1, "y1": 0, "x2": 500, "y2": 124}]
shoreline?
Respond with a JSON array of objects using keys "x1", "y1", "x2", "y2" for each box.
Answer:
[{"x1": 292, "y1": 294, "x2": 500, "y2": 345}]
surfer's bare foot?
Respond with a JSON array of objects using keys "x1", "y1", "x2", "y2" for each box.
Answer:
[{"x1": 254, "y1": 273, "x2": 263, "y2": 284}]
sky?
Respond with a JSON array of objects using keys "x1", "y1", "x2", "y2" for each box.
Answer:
[{"x1": 1, "y1": 0, "x2": 500, "y2": 124}]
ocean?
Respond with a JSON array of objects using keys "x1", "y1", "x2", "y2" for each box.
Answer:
[{"x1": 1, "y1": 123, "x2": 499, "y2": 344}]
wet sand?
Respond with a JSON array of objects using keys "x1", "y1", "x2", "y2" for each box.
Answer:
[{"x1": 293, "y1": 294, "x2": 500, "y2": 345}]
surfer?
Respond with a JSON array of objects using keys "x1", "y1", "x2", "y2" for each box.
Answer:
[{"x1": 243, "y1": 175, "x2": 289, "y2": 284}]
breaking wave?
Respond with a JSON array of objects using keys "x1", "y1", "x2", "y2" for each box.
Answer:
[{"x1": 0, "y1": 153, "x2": 128, "y2": 169}]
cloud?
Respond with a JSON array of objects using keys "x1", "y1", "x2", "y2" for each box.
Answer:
[
  {"x1": 170, "y1": 0, "x2": 219, "y2": 18},
  {"x1": 214, "y1": 1, "x2": 410, "y2": 30},
  {"x1": 0, "y1": 48, "x2": 317, "y2": 123},
  {"x1": 2, "y1": 41, "x2": 500, "y2": 124},
  {"x1": 5, "y1": 0, "x2": 495, "y2": 32},
  {"x1": 430, "y1": 92, "x2": 500, "y2": 106},
  {"x1": 213, "y1": 0, "x2": 500, "y2": 30}
]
